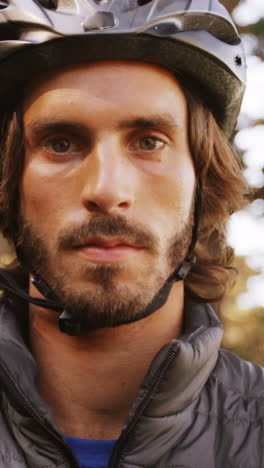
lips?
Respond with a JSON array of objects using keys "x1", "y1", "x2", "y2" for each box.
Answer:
[
  {"x1": 75, "y1": 236, "x2": 140, "y2": 249},
  {"x1": 73, "y1": 236, "x2": 143, "y2": 263}
]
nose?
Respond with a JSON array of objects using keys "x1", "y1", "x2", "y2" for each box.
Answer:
[{"x1": 80, "y1": 140, "x2": 136, "y2": 214}]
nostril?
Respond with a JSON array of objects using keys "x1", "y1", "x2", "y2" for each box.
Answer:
[
  {"x1": 85, "y1": 201, "x2": 102, "y2": 212},
  {"x1": 118, "y1": 201, "x2": 130, "y2": 208},
  {"x1": 83, "y1": 198, "x2": 132, "y2": 213}
]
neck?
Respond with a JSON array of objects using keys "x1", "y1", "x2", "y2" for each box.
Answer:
[{"x1": 29, "y1": 281, "x2": 184, "y2": 440}]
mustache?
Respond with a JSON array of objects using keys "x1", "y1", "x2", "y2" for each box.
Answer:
[{"x1": 57, "y1": 214, "x2": 159, "y2": 252}]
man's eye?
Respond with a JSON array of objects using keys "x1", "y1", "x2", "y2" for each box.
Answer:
[
  {"x1": 137, "y1": 136, "x2": 165, "y2": 151},
  {"x1": 44, "y1": 138, "x2": 73, "y2": 154}
]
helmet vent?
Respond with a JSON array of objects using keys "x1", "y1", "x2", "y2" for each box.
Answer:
[
  {"x1": 121, "y1": 0, "x2": 151, "y2": 10},
  {"x1": 0, "y1": 0, "x2": 9, "y2": 9},
  {"x1": 83, "y1": 11, "x2": 118, "y2": 31},
  {"x1": 235, "y1": 55, "x2": 242, "y2": 66},
  {"x1": 138, "y1": 0, "x2": 152, "y2": 5},
  {"x1": 37, "y1": 0, "x2": 58, "y2": 9}
]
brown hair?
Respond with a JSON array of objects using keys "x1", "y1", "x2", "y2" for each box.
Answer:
[
  {"x1": 182, "y1": 81, "x2": 248, "y2": 302},
  {"x1": 0, "y1": 79, "x2": 248, "y2": 304}
]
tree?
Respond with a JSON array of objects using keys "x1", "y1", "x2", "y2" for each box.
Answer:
[{"x1": 220, "y1": 0, "x2": 264, "y2": 362}]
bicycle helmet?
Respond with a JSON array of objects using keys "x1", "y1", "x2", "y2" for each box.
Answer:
[
  {"x1": 0, "y1": 0, "x2": 246, "y2": 137},
  {"x1": 0, "y1": 0, "x2": 246, "y2": 335}
]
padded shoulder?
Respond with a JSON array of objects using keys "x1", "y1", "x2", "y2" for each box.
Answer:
[
  {"x1": 214, "y1": 349, "x2": 264, "y2": 397},
  {"x1": 207, "y1": 349, "x2": 264, "y2": 423}
]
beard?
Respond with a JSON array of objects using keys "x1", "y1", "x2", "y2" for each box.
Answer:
[{"x1": 16, "y1": 210, "x2": 194, "y2": 332}]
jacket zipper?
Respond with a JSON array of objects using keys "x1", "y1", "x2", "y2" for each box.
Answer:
[
  {"x1": 0, "y1": 344, "x2": 178, "y2": 468},
  {"x1": 0, "y1": 364, "x2": 80, "y2": 467},
  {"x1": 108, "y1": 345, "x2": 179, "y2": 468}
]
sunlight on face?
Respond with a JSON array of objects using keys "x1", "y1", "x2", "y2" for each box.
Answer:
[{"x1": 21, "y1": 61, "x2": 195, "y2": 329}]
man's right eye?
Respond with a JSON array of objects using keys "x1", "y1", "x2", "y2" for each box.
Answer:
[
  {"x1": 41, "y1": 135, "x2": 87, "y2": 158},
  {"x1": 45, "y1": 138, "x2": 72, "y2": 154}
]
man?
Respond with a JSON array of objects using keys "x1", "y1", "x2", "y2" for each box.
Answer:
[{"x1": 0, "y1": 1, "x2": 263, "y2": 467}]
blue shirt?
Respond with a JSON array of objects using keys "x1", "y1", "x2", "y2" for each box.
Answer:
[{"x1": 64, "y1": 435, "x2": 116, "y2": 468}]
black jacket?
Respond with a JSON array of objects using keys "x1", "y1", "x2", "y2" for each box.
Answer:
[{"x1": 0, "y1": 298, "x2": 264, "y2": 468}]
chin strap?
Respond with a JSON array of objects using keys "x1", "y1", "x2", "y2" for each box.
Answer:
[
  {"x1": 174, "y1": 253, "x2": 197, "y2": 281},
  {"x1": 0, "y1": 185, "x2": 202, "y2": 336},
  {"x1": 0, "y1": 257, "x2": 195, "y2": 337},
  {"x1": 0, "y1": 267, "x2": 82, "y2": 335},
  {"x1": 58, "y1": 310, "x2": 82, "y2": 335},
  {"x1": 0, "y1": 254, "x2": 196, "y2": 336},
  {"x1": 0, "y1": 252, "x2": 197, "y2": 337},
  {"x1": 0, "y1": 268, "x2": 61, "y2": 311}
]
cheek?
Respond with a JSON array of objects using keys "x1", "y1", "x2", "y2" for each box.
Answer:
[
  {"x1": 171, "y1": 162, "x2": 195, "y2": 209},
  {"x1": 20, "y1": 160, "x2": 68, "y2": 227},
  {"x1": 144, "y1": 157, "x2": 196, "y2": 229}
]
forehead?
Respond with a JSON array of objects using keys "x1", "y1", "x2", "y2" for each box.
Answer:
[{"x1": 23, "y1": 61, "x2": 188, "y2": 125}]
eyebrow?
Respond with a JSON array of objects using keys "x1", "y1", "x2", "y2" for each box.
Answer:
[
  {"x1": 25, "y1": 113, "x2": 180, "y2": 136},
  {"x1": 118, "y1": 114, "x2": 180, "y2": 130},
  {"x1": 25, "y1": 121, "x2": 87, "y2": 138}
]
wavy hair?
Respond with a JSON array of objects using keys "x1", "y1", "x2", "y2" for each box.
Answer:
[{"x1": 0, "y1": 75, "x2": 248, "y2": 303}]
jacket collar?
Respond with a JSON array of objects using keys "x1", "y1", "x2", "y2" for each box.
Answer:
[
  {"x1": 129, "y1": 299, "x2": 223, "y2": 420},
  {"x1": 118, "y1": 300, "x2": 224, "y2": 466},
  {"x1": 0, "y1": 298, "x2": 223, "y2": 423},
  {"x1": 0, "y1": 300, "x2": 54, "y2": 422}
]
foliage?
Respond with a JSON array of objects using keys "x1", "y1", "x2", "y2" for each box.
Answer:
[
  {"x1": 240, "y1": 19, "x2": 264, "y2": 39},
  {"x1": 220, "y1": 1, "x2": 264, "y2": 363},
  {"x1": 221, "y1": 257, "x2": 264, "y2": 365}
]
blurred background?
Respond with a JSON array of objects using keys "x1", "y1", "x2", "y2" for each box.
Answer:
[
  {"x1": 220, "y1": 0, "x2": 264, "y2": 365},
  {"x1": 0, "y1": 0, "x2": 263, "y2": 364}
]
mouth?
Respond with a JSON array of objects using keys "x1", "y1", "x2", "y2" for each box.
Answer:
[
  {"x1": 75, "y1": 236, "x2": 141, "y2": 249},
  {"x1": 73, "y1": 237, "x2": 143, "y2": 263}
]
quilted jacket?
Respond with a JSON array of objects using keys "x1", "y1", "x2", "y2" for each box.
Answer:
[{"x1": 0, "y1": 298, "x2": 264, "y2": 468}]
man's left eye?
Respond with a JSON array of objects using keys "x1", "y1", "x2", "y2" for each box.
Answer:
[
  {"x1": 48, "y1": 138, "x2": 72, "y2": 153},
  {"x1": 137, "y1": 136, "x2": 164, "y2": 151}
]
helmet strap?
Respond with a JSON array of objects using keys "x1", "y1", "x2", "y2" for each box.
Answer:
[{"x1": 1, "y1": 184, "x2": 202, "y2": 335}]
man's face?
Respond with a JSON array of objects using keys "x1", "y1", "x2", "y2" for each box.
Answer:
[{"x1": 21, "y1": 61, "x2": 195, "y2": 329}]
